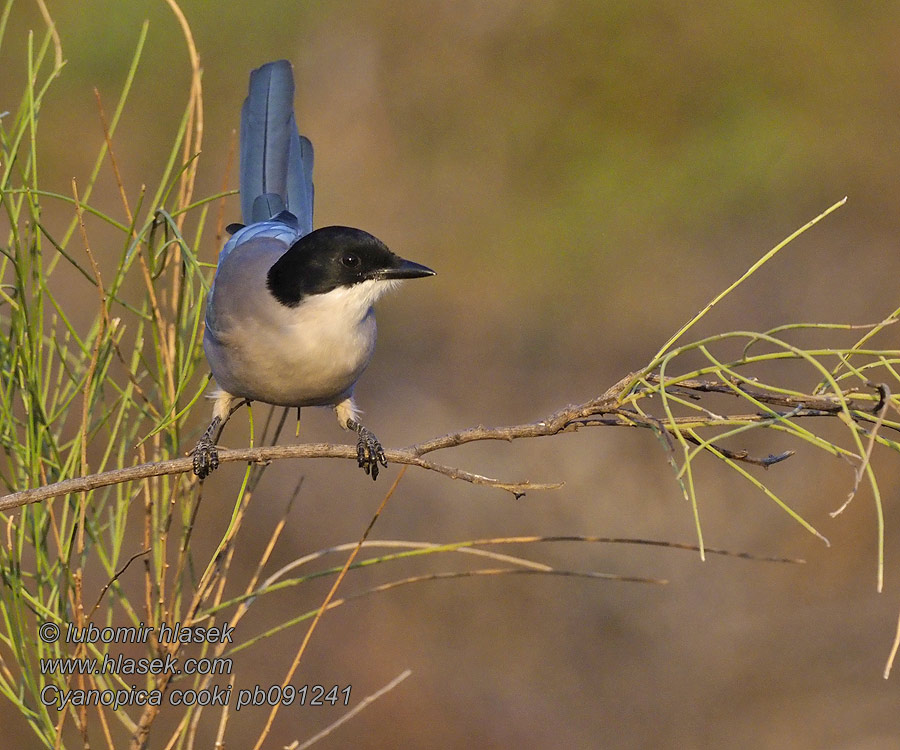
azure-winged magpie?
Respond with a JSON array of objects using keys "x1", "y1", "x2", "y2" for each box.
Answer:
[{"x1": 192, "y1": 60, "x2": 434, "y2": 481}]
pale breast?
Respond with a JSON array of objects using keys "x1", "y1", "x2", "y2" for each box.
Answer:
[{"x1": 203, "y1": 237, "x2": 378, "y2": 407}]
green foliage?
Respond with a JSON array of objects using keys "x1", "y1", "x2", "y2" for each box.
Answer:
[{"x1": 0, "y1": 9, "x2": 216, "y2": 745}]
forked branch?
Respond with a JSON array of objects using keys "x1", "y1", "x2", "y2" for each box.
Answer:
[{"x1": 2, "y1": 371, "x2": 893, "y2": 511}]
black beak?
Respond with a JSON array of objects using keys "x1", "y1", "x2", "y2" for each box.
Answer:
[{"x1": 376, "y1": 257, "x2": 436, "y2": 280}]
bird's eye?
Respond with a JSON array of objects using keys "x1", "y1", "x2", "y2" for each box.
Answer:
[{"x1": 341, "y1": 253, "x2": 360, "y2": 269}]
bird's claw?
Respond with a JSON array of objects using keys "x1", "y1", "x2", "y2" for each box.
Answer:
[
  {"x1": 350, "y1": 421, "x2": 387, "y2": 481},
  {"x1": 191, "y1": 417, "x2": 222, "y2": 480},
  {"x1": 191, "y1": 435, "x2": 219, "y2": 480}
]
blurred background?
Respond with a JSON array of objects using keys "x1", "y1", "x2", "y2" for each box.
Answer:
[{"x1": 4, "y1": 1, "x2": 900, "y2": 747}]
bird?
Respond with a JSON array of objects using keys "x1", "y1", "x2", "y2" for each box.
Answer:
[{"x1": 192, "y1": 60, "x2": 434, "y2": 481}]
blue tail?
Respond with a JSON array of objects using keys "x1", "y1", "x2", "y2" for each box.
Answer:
[{"x1": 239, "y1": 60, "x2": 314, "y2": 233}]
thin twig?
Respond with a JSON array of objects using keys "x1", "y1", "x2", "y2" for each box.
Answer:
[
  {"x1": 832, "y1": 383, "x2": 892, "y2": 517},
  {"x1": 251, "y1": 468, "x2": 408, "y2": 750},
  {"x1": 0, "y1": 443, "x2": 562, "y2": 510},
  {"x1": 89, "y1": 548, "x2": 151, "y2": 619},
  {"x1": 288, "y1": 669, "x2": 413, "y2": 750},
  {"x1": 7, "y1": 370, "x2": 900, "y2": 510},
  {"x1": 885, "y1": 604, "x2": 900, "y2": 679}
]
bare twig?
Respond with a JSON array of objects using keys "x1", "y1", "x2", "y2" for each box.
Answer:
[
  {"x1": 645, "y1": 374, "x2": 888, "y2": 416},
  {"x1": 0, "y1": 444, "x2": 560, "y2": 510},
  {"x1": 832, "y1": 382, "x2": 892, "y2": 517},
  {"x1": 89, "y1": 548, "x2": 151, "y2": 619},
  {"x1": 4, "y1": 371, "x2": 898, "y2": 511},
  {"x1": 251, "y1": 468, "x2": 407, "y2": 750},
  {"x1": 288, "y1": 669, "x2": 413, "y2": 750},
  {"x1": 885, "y1": 604, "x2": 900, "y2": 679}
]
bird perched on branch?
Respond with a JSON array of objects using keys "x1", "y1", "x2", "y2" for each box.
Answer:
[{"x1": 192, "y1": 60, "x2": 434, "y2": 481}]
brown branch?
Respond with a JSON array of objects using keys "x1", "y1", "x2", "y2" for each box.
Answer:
[
  {"x1": 0, "y1": 376, "x2": 636, "y2": 510},
  {"x1": 681, "y1": 434, "x2": 794, "y2": 468},
  {"x1": 3, "y1": 372, "x2": 894, "y2": 512},
  {"x1": 0, "y1": 444, "x2": 562, "y2": 511},
  {"x1": 645, "y1": 373, "x2": 885, "y2": 415}
]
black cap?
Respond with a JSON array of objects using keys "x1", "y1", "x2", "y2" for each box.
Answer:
[{"x1": 267, "y1": 226, "x2": 434, "y2": 307}]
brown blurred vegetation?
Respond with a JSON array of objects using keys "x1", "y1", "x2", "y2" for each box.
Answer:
[{"x1": 4, "y1": 1, "x2": 900, "y2": 748}]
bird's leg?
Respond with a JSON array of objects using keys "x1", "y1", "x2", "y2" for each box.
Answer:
[
  {"x1": 192, "y1": 391, "x2": 243, "y2": 480},
  {"x1": 335, "y1": 398, "x2": 387, "y2": 481}
]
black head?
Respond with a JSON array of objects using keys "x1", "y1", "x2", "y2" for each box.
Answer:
[{"x1": 266, "y1": 226, "x2": 435, "y2": 307}]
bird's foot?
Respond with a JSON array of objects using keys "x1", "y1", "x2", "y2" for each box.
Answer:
[
  {"x1": 191, "y1": 417, "x2": 222, "y2": 480},
  {"x1": 348, "y1": 419, "x2": 387, "y2": 481}
]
